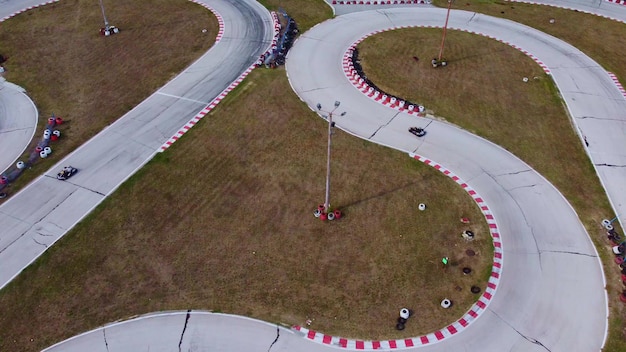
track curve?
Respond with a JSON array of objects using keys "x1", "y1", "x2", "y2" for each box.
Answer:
[
  {"x1": 0, "y1": 78, "x2": 37, "y2": 175},
  {"x1": 285, "y1": 7, "x2": 607, "y2": 351}
]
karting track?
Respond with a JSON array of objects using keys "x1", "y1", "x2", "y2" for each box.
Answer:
[{"x1": 2, "y1": 0, "x2": 625, "y2": 351}]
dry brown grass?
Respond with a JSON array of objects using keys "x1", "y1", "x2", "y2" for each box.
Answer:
[
  {"x1": 0, "y1": 0, "x2": 217, "y2": 192},
  {"x1": 435, "y1": 0, "x2": 626, "y2": 83},
  {"x1": 0, "y1": 67, "x2": 492, "y2": 351},
  {"x1": 359, "y1": 13, "x2": 626, "y2": 350},
  {"x1": 259, "y1": 0, "x2": 333, "y2": 32},
  {"x1": 0, "y1": 2, "x2": 494, "y2": 351}
]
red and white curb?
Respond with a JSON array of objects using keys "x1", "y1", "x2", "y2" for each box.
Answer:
[
  {"x1": 159, "y1": 63, "x2": 257, "y2": 152},
  {"x1": 0, "y1": 0, "x2": 59, "y2": 22},
  {"x1": 294, "y1": 154, "x2": 503, "y2": 350},
  {"x1": 188, "y1": 0, "x2": 225, "y2": 42},
  {"x1": 606, "y1": 0, "x2": 626, "y2": 6},
  {"x1": 607, "y1": 72, "x2": 626, "y2": 99},
  {"x1": 257, "y1": 11, "x2": 282, "y2": 66},
  {"x1": 332, "y1": 0, "x2": 430, "y2": 4},
  {"x1": 504, "y1": 0, "x2": 624, "y2": 23}
]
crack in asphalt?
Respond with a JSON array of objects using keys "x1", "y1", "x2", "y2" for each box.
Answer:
[
  {"x1": 595, "y1": 163, "x2": 626, "y2": 168},
  {"x1": 488, "y1": 173, "x2": 542, "y2": 270},
  {"x1": 103, "y1": 328, "x2": 110, "y2": 352},
  {"x1": 369, "y1": 111, "x2": 400, "y2": 139},
  {"x1": 32, "y1": 238, "x2": 47, "y2": 248},
  {"x1": 540, "y1": 249, "x2": 597, "y2": 258},
  {"x1": 0, "y1": 190, "x2": 75, "y2": 254},
  {"x1": 577, "y1": 115, "x2": 624, "y2": 122},
  {"x1": 379, "y1": 9, "x2": 395, "y2": 27},
  {"x1": 267, "y1": 324, "x2": 280, "y2": 352},
  {"x1": 490, "y1": 309, "x2": 552, "y2": 352},
  {"x1": 467, "y1": 12, "x2": 478, "y2": 24},
  {"x1": 43, "y1": 175, "x2": 106, "y2": 196},
  {"x1": 0, "y1": 126, "x2": 35, "y2": 133},
  {"x1": 494, "y1": 169, "x2": 531, "y2": 176},
  {"x1": 508, "y1": 183, "x2": 538, "y2": 192},
  {"x1": 178, "y1": 309, "x2": 191, "y2": 352}
]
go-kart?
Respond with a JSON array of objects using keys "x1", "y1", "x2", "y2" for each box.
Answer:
[
  {"x1": 57, "y1": 166, "x2": 78, "y2": 180},
  {"x1": 409, "y1": 127, "x2": 426, "y2": 137}
]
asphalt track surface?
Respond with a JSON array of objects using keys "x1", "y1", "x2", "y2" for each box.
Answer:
[
  {"x1": 1, "y1": 1, "x2": 623, "y2": 351},
  {"x1": 0, "y1": 0, "x2": 273, "y2": 288},
  {"x1": 0, "y1": 78, "x2": 37, "y2": 175}
]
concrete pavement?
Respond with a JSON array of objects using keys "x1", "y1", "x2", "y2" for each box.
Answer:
[{"x1": 0, "y1": 78, "x2": 37, "y2": 175}]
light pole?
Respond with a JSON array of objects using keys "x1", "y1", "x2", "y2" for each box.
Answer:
[
  {"x1": 432, "y1": 0, "x2": 453, "y2": 68},
  {"x1": 438, "y1": 0, "x2": 453, "y2": 61},
  {"x1": 317, "y1": 101, "x2": 346, "y2": 214},
  {"x1": 99, "y1": 0, "x2": 119, "y2": 36}
]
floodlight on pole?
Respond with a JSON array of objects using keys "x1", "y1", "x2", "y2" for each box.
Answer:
[{"x1": 317, "y1": 101, "x2": 346, "y2": 215}]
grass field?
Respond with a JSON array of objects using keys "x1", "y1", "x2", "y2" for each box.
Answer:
[
  {"x1": 0, "y1": 1, "x2": 494, "y2": 351},
  {"x1": 363, "y1": 2, "x2": 626, "y2": 349}
]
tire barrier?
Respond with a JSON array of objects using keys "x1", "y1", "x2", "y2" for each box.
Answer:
[
  {"x1": 0, "y1": 113, "x2": 65, "y2": 196},
  {"x1": 418, "y1": 203, "x2": 426, "y2": 211},
  {"x1": 471, "y1": 286, "x2": 481, "y2": 294},
  {"x1": 399, "y1": 308, "x2": 410, "y2": 319},
  {"x1": 333, "y1": 209, "x2": 342, "y2": 219},
  {"x1": 462, "y1": 230, "x2": 475, "y2": 240},
  {"x1": 327, "y1": 211, "x2": 336, "y2": 221},
  {"x1": 257, "y1": 11, "x2": 281, "y2": 67},
  {"x1": 440, "y1": 298, "x2": 451, "y2": 308},
  {"x1": 51, "y1": 129, "x2": 61, "y2": 141},
  {"x1": 346, "y1": 47, "x2": 425, "y2": 115},
  {"x1": 259, "y1": 11, "x2": 297, "y2": 68},
  {"x1": 314, "y1": 209, "x2": 322, "y2": 218}
]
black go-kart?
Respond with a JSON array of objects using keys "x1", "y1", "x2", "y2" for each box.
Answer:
[
  {"x1": 409, "y1": 127, "x2": 426, "y2": 137},
  {"x1": 57, "y1": 166, "x2": 78, "y2": 180}
]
